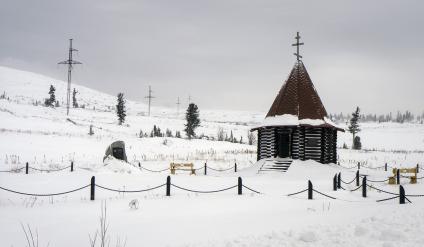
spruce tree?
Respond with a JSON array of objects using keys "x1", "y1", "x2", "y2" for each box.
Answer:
[
  {"x1": 45, "y1": 85, "x2": 56, "y2": 107},
  {"x1": 72, "y1": 88, "x2": 78, "y2": 108},
  {"x1": 184, "y1": 103, "x2": 200, "y2": 139},
  {"x1": 348, "y1": 106, "x2": 361, "y2": 148},
  {"x1": 116, "y1": 93, "x2": 126, "y2": 125}
]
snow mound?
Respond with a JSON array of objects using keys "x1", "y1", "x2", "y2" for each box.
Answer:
[{"x1": 97, "y1": 156, "x2": 141, "y2": 173}]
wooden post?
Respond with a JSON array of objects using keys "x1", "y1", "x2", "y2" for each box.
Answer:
[
  {"x1": 234, "y1": 163, "x2": 237, "y2": 173},
  {"x1": 138, "y1": 162, "x2": 141, "y2": 168},
  {"x1": 337, "y1": 173, "x2": 341, "y2": 189},
  {"x1": 71, "y1": 161, "x2": 74, "y2": 172},
  {"x1": 385, "y1": 163, "x2": 387, "y2": 171},
  {"x1": 166, "y1": 176, "x2": 171, "y2": 196},
  {"x1": 362, "y1": 176, "x2": 367, "y2": 198},
  {"x1": 308, "y1": 180, "x2": 313, "y2": 200},
  {"x1": 25, "y1": 162, "x2": 29, "y2": 174},
  {"x1": 396, "y1": 169, "x2": 400, "y2": 185},
  {"x1": 90, "y1": 176, "x2": 95, "y2": 201},
  {"x1": 356, "y1": 170, "x2": 360, "y2": 186},
  {"x1": 238, "y1": 177, "x2": 242, "y2": 195},
  {"x1": 417, "y1": 164, "x2": 419, "y2": 173},
  {"x1": 204, "y1": 163, "x2": 207, "y2": 175},
  {"x1": 333, "y1": 174, "x2": 337, "y2": 191},
  {"x1": 357, "y1": 162, "x2": 360, "y2": 170},
  {"x1": 399, "y1": 185, "x2": 405, "y2": 204}
]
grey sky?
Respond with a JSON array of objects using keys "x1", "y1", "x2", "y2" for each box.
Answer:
[{"x1": 1, "y1": 0, "x2": 423, "y2": 114}]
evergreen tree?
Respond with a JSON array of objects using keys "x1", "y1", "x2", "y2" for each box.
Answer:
[
  {"x1": 184, "y1": 103, "x2": 200, "y2": 139},
  {"x1": 45, "y1": 85, "x2": 56, "y2": 107},
  {"x1": 116, "y1": 93, "x2": 126, "y2": 125},
  {"x1": 348, "y1": 106, "x2": 361, "y2": 148},
  {"x1": 72, "y1": 88, "x2": 78, "y2": 108}
]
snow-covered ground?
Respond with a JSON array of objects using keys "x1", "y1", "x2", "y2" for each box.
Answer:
[{"x1": 1, "y1": 66, "x2": 424, "y2": 246}]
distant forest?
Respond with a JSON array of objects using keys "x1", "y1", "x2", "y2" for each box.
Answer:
[{"x1": 330, "y1": 110, "x2": 424, "y2": 124}]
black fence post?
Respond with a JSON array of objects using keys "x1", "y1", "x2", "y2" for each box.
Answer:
[
  {"x1": 356, "y1": 170, "x2": 360, "y2": 186},
  {"x1": 337, "y1": 173, "x2": 341, "y2": 189},
  {"x1": 357, "y1": 162, "x2": 360, "y2": 170},
  {"x1": 166, "y1": 176, "x2": 171, "y2": 196},
  {"x1": 417, "y1": 164, "x2": 419, "y2": 173},
  {"x1": 234, "y1": 163, "x2": 237, "y2": 173},
  {"x1": 396, "y1": 169, "x2": 400, "y2": 185},
  {"x1": 362, "y1": 176, "x2": 367, "y2": 198},
  {"x1": 90, "y1": 176, "x2": 95, "y2": 201},
  {"x1": 385, "y1": 163, "x2": 387, "y2": 171},
  {"x1": 399, "y1": 185, "x2": 405, "y2": 204},
  {"x1": 204, "y1": 163, "x2": 207, "y2": 176},
  {"x1": 238, "y1": 177, "x2": 242, "y2": 195},
  {"x1": 333, "y1": 174, "x2": 337, "y2": 191},
  {"x1": 308, "y1": 180, "x2": 313, "y2": 200},
  {"x1": 71, "y1": 161, "x2": 74, "y2": 172},
  {"x1": 138, "y1": 162, "x2": 141, "y2": 168},
  {"x1": 25, "y1": 162, "x2": 29, "y2": 174}
]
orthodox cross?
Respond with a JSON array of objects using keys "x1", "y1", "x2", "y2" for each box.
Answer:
[{"x1": 292, "y1": 32, "x2": 304, "y2": 61}]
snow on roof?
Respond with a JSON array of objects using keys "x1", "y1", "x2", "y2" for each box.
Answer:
[{"x1": 252, "y1": 114, "x2": 344, "y2": 130}]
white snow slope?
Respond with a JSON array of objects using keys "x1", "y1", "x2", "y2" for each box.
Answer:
[{"x1": 1, "y1": 66, "x2": 424, "y2": 247}]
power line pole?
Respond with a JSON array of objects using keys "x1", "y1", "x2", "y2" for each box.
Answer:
[
  {"x1": 188, "y1": 95, "x2": 191, "y2": 105},
  {"x1": 176, "y1": 97, "x2": 181, "y2": 116},
  {"x1": 58, "y1": 39, "x2": 82, "y2": 116},
  {"x1": 144, "y1": 85, "x2": 155, "y2": 116}
]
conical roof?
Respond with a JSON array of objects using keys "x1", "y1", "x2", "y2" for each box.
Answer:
[
  {"x1": 253, "y1": 61, "x2": 342, "y2": 130},
  {"x1": 267, "y1": 61, "x2": 327, "y2": 119}
]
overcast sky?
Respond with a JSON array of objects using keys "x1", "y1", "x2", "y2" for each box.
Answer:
[{"x1": 1, "y1": 0, "x2": 423, "y2": 114}]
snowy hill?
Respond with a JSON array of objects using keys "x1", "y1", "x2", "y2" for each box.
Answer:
[{"x1": 0, "y1": 66, "x2": 148, "y2": 113}]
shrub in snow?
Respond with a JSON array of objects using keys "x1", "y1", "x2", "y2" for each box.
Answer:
[
  {"x1": 247, "y1": 131, "x2": 256, "y2": 145},
  {"x1": 353, "y1": 136, "x2": 362, "y2": 150},
  {"x1": 89, "y1": 125, "x2": 94, "y2": 135},
  {"x1": 129, "y1": 199, "x2": 139, "y2": 210}
]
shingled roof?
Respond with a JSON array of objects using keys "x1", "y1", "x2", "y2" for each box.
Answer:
[
  {"x1": 253, "y1": 61, "x2": 342, "y2": 130},
  {"x1": 267, "y1": 61, "x2": 327, "y2": 119}
]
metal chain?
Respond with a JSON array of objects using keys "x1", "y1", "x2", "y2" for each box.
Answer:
[
  {"x1": 286, "y1": 188, "x2": 308, "y2": 197},
  {"x1": 376, "y1": 196, "x2": 399, "y2": 202},
  {"x1": 313, "y1": 189, "x2": 337, "y2": 200},
  {"x1": 171, "y1": 184, "x2": 237, "y2": 193},
  {"x1": 139, "y1": 166, "x2": 169, "y2": 173},
  {"x1": 29, "y1": 165, "x2": 72, "y2": 172},
  {"x1": 95, "y1": 183, "x2": 166, "y2": 193},
  {"x1": 341, "y1": 177, "x2": 356, "y2": 184},
  {"x1": 367, "y1": 184, "x2": 399, "y2": 195},
  {"x1": 0, "y1": 167, "x2": 25, "y2": 173},
  {"x1": 242, "y1": 185, "x2": 262, "y2": 194},
  {"x1": 0, "y1": 184, "x2": 90, "y2": 197},
  {"x1": 207, "y1": 166, "x2": 235, "y2": 172}
]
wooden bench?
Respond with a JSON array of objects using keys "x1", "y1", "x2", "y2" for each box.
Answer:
[
  {"x1": 170, "y1": 163, "x2": 195, "y2": 175},
  {"x1": 389, "y1": 168, "x2": 417, "y2": 184}
]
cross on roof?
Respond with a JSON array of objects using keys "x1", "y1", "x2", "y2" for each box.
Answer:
[{"x1": 292, "y1": 32, "x2": 304, "y2": 61}]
